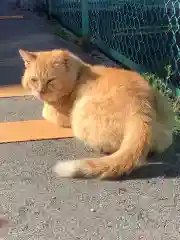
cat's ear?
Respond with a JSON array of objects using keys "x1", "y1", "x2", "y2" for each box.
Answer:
[{"x1": 19, "y1": 49, "x2": 37, "y2": 67}]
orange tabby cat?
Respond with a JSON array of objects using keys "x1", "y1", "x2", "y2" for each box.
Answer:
[{"x1": 19, "y1": 48, "x2": 175, "y2": 179}]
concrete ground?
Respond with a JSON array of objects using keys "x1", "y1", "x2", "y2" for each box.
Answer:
[{"x1": 0, "y1": 2, "x2": 180, "y2": 240}]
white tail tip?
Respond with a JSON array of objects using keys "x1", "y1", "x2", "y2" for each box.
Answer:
[{"x1": 53, "y1": 160, "x2": 79, "y2": 178}]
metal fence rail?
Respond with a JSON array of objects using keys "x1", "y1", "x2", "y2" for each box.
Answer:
[{"x1": 21, "y1": 0, "x2": 180, "y2": 95}]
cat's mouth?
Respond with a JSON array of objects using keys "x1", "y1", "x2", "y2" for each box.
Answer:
[
  {"x1": 32, "y1": 90, "x2": 57, "y2": 103},
  {"x1": 32, "y1": 91, "x2": 45, "y2": 101}
]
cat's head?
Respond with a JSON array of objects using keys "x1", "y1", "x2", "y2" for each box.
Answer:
[{"x1": 19, "y1": 49, "x2": 83, "y2": 103}]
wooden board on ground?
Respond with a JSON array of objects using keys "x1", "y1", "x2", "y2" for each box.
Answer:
[
  {"x1": 0, "y1": 85, "x2": 31, "y2": 97},
  {"x1": 0, "y1": 120, "x2": 74, "y2": 143},
  {"x1": 0, "y1": 15, "x2": 23, "y2": 20}
]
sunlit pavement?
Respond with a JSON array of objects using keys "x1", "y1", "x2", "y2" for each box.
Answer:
[{"x1": 0, "y1": 2, "x2": 180, "y2": 240}]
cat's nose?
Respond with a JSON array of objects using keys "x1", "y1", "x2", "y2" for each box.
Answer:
[
  {"x1": 33, "y1": 90, "x2": 45, "y2": 100},
  {"x1": 39, "y1": 90, "x2": 45, "y2": 95},
  {"x1": 39, "y1": 90, "x2": 46, "y2": 99}
]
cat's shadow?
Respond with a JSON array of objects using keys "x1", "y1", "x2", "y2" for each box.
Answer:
[{"x1": 116, "y1": 134, "x2": 180, "y2": 181}]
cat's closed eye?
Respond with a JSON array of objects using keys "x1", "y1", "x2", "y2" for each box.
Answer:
[
  {"x1": 47, "y1": 77, "x2": 56, "y2": 85},
  {"x1": 31, "y1": 77, "x2": 38, "y2": 82}
]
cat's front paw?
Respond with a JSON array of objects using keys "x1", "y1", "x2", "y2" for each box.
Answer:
[
  {"x1": 42, "y1": 107, "x2": 71, "y2": 127},
  {"x1": 42, "y1": 107, "x2": 56, "y2": 124}
]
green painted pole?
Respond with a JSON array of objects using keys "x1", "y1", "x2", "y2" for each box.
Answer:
[{"x1": 81, "y1": 1, "x2": 89, "y2": 36}]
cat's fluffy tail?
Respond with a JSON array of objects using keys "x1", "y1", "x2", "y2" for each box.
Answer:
[{"x1": 53, "y1": 116, "x2": 151, "y2": 179}]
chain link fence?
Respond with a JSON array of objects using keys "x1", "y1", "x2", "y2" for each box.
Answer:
[
  {"x1": 20, "y1": 0, "x2": 180, "y2": 95},
  {"x1": 18, "y1": 0, "x2": 48, "y2": 14}
]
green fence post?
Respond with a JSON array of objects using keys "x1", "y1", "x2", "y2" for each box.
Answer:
[{"x1": 81, "y1": 0, "x2": 89, "y2": 37}]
